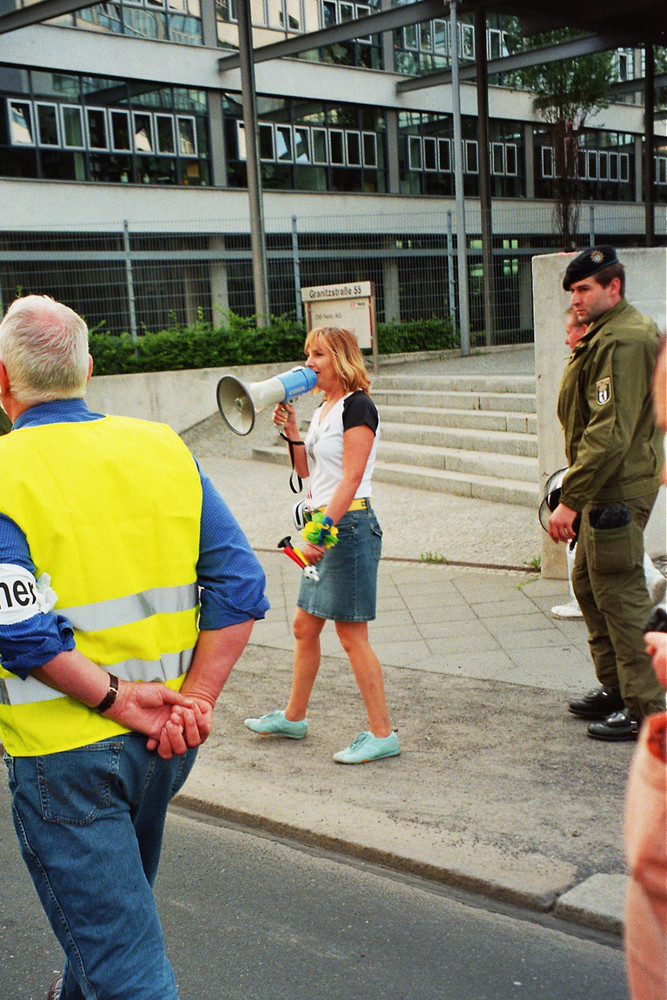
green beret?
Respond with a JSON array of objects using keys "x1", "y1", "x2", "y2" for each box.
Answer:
[{"x1": 563, "y1": 246, "x2": 619, "y2": 291}]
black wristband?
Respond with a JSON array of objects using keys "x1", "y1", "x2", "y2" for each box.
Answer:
[{"x1": 94, "y1": 673, "x2": 119, "y2": 713}]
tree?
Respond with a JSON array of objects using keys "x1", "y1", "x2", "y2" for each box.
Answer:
[{"x1": 505, "y1": 23, "x2": 614, "y2": 249}]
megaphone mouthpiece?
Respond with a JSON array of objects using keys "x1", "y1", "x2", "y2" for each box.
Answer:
[{"x1": 216, "y1": 365, "x2": 317, "y2": 435}]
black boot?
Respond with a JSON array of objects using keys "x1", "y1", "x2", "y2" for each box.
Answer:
[
  {"x1": 568, "y1": 685, "x2": 624, "y2": 719},
  {"x1": 587, "y1": 708, "x2": 639, "y2": 741}
]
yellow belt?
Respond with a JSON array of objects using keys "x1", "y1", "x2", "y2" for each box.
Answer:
[{"x1": 313, "y1": 497, "x2": 370, "y2": 515}]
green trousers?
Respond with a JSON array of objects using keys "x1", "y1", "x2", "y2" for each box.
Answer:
[{"x1": 572, "y1": 491, "x2": 665, "y2": 721}]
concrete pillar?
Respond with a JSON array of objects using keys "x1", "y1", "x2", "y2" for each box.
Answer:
[
  {"x1": 518, "y1": 255, "x2": 533, "y2": 333},
  {"x1": 210, "y1": 235, "x2": 230, "y2": 318},
  {"x1": 382, "y1": 238, "x2": 401, "y2": 322},
  {"x1": 183, "y1": 266, "x2": 199, "y2": 325}
]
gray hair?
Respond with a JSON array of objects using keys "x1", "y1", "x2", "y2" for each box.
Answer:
[{"x1": 0, "y1": 295, "x2": 90, "y2": 404}]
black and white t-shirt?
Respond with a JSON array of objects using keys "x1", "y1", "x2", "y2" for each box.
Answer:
[{"x1": 304, "y1": 390, "x2": 379, "y2": 508}]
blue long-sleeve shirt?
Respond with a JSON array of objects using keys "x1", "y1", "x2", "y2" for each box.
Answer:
[{"x1": 0, "y1": 399, "x2": 269, "y2": 679}]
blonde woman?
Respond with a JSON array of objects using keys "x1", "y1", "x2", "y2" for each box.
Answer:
[{"x1": 245, "y1": 327, "x2": 399, "y2": 764}]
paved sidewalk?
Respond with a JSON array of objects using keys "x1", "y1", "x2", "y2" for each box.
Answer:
[{"x1": 178, "y1": 347, "x2": 653, "y2": 936}]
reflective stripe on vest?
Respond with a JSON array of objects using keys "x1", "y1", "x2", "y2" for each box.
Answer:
[
  {"x1": 60, "y1": 581, "x2": 198, "y2": 633},
  {"x1": 0, "y1": 647, "x2": 195, "y2": 706}
]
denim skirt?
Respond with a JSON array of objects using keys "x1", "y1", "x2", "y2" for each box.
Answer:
[{"x1": 297, "y1": 507, "x2": 382, "y2": 621}]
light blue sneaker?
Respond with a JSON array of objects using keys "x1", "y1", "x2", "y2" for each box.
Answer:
[
  {"x1": 244, "y1": 710, "x2": 308, "y2": 740},
  {"x1": 333, "y1": 730, "x2": 400, "y2": 764}
]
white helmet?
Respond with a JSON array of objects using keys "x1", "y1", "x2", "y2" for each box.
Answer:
[{"x1": 538, "y1": 467, "x2": 568, "y2": 532}]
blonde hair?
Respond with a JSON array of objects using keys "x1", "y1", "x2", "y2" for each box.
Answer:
[
  {"x1": 304, "y1": 327, "x2": 370, "y2": 395},
  {"x1": 0, "y1": 295, "x2": 90, "y2": 404}
]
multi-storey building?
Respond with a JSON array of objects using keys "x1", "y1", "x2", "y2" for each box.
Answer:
[{"x1": 0, "y1": 1, "x2": 664, "y2": 341}]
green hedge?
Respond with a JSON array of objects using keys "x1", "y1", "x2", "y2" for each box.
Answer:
[{"x1": 89, "y1": 313, "x2": 456, "y2": 376}]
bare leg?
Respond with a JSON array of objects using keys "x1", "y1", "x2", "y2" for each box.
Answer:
[
  {"x1": 334, "y1": 620, "x2": 391, "y2": 738},
  {"x1": 285, "y1": 608, "x2": 326, "y2": 721}
]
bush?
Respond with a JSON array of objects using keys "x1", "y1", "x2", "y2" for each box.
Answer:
[{"x1": 89, "y1": 313, "x2": 455, "y2": 376}]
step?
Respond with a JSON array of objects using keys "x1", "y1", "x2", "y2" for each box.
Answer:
[
  {"x1": 375, "y1": 440, "x2": 538, "y2": 483},
  {"x1": 370, "y1": 461, "x2": 539, "y2": 507},
  {"x1": 372, "y1": 388, "x2": 536, "y2": 414},
  {"x1": 379, "y1": 420, "x2": 538, "y2": 458},
  {"x1": 375, "y1": 374, "x2": 536, "y2": 394},
  {"x1": 377, "y1": 404, "x2": 537, "y2": 435},
  {"x1": 251, "y1": 446, "x2": 539, "y2": 506}
]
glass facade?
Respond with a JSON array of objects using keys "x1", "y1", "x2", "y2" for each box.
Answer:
[
  {"x1": 0, "y1": 3, "x2": 659, "y2": 203},
  {"x1": 223, "y1": 94, "x2": 387, "y2": 192},
  {"x1": 534, "y1": 127, "x2": 636, "y2": 204},
  {"x1": 0, "y1": 69, "x2": 210, "y2": 185},
  {"x1": 398, "y1": 112, "x2": 525, "y2": 198}
]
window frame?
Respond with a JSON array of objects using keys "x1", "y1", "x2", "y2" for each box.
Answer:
[
  {"x1": 35, "y1": 101, "x2": 60, "y2": 148},
  {"x1": 86, "y1": 106, "x2": 109, "y2": 150},
  {"x1": 362, "y1": 130, "x2": 376, "y2": 167},
  {"x1": 133, "y1": 110, "x2": 155, "y2": 154},
  {"x1": 110, "y1": 108, "x2": 132, "y2": 152},
  {"x1": 176, "y1": 114, "x2": 198, "y2": 157},
  {"x1": 60, "y1": 104, "x2": 85, "y2": 150}
]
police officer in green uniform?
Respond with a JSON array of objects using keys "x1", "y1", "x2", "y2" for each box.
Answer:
[{"x1": 548, "y1": 246, "x2": 665, "y2": 741}]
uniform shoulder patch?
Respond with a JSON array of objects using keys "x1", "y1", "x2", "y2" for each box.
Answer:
[{"x1": 596, "y1": 377, "x2": 611, "y2": 405}]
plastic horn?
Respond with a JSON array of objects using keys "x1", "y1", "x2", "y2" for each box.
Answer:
[
  {"x1": 216, "y1": 365, "x2": 317, "y2": 436},
  {"x1": 277, "y1": 536, "x2": 320, "y2": 582}
]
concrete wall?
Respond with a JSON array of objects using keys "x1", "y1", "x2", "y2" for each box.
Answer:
[
  {"x1": 533, "y1": 248, "x2": 667, "y2": 579},
  {"x1": 85, "y1": 360, "x2": 321, "y2": 457}
]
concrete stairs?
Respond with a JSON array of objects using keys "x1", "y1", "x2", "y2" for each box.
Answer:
[{"x1": 252, "y1": 371, "x2": 540, "y2": 507}]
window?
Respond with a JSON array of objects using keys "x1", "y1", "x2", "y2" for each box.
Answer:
[
  {"x1": 133, "y1": 111, "x2": 154, "y2": 152},
  {"x1": 259, "y1": 122, "x2": 274, "y2": 160},
  {"x1": 294, "y1": 125, "x2": 310, "y2": 162},
  {"x1": 87, "y1": 108, "x2": 108, "y2": 149},
  {"x1": 312, "y1": 127, "x2": 328, "y2": 164},
  {"x1": 615, "y1": 48, "x2": 634, "y2": 82},
  {"x1": 505, "y1": 143, "x2": 517, "y2": 175},
  {"x1": 608, "y1": 151, "x2": 618, "y2": 180},
  {"x1": 346, "y1": 130, "x2": 360, "y2": 166},
  {"x1": 433, "y1": 19, "x2": 447, "y2": 54},
  {"x1": 423, "y1": 136, "x2": 437, "y2": 171},
  {"x1": 156, "y1": 113, "x2": 175, "y2": 153},
  {"x1": 61, "y1": 105, "x2": 84, "y2": 148},
  {"x1": 619, "y1": 153, "x2": 629, "y2": 182},
  {"x1": 438, "y1": 137, "x2": 451, "y2": 172},
  {"x1": 491, "y1": 141, "x2": 504, "y2": 174},
  {"x1": 329, "y1": 129, "x2": 344, "y2": 164},
  {"x1": 36, "y1": 103, "x2": 59, "y2": 147},
  {"x1": 276, "y1": 124, "x2": 292, "y2": 160},
  {"x1": 111, "y1": 109, "x2": 131, "y2": 151},
  {"x1": 408, "y1": 136, "x2": 422, "y2": 170},
  {"x1": 487, "y1": 27, "x2": 505, "y2": 60},
  {"x1": 458, "y1": 22, "x2": 474, "y2": 59},
  {"x1": 8, "y1": 100, "x2": 35, "y2": 144},
  {"x1": 464, "y1": 139, "x2": 478, "y2": 173},
  {"x1": 177, "y1": 116, "x2": 197, "y2": 156},
  {"x1": 598, "y1": 151, "x2": 608, "y2": 181},
  {"x1": 362, "y1": 131, "x2": 376, "y2": 167}
]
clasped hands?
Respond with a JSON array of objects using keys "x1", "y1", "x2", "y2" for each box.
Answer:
[{"x1": 106, "y1": 679, "x2": 213, "y2": 760}]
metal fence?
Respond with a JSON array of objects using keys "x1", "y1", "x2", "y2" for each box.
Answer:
[{"x1": 0, "y1": 199, "x2": 663, "y2": 345}]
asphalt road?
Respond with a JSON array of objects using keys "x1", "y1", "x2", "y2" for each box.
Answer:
[{"x1": 0, "y1": 787, "x2": 628, "y2": 1000}]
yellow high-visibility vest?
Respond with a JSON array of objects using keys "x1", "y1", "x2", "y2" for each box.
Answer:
[{"x1": 0, "y1": 415, "x2": 202, "y2": 756}]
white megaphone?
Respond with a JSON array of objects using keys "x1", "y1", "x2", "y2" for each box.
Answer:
[{"x1": 216, "y1": 365, "x2": 318, "y2": 435}]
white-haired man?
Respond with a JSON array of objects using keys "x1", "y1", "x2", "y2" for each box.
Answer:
[{"x1": 0, "y1": 295, "x2": 269, "y2": 1000}]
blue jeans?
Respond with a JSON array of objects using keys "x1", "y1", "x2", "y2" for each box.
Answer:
[
  {"x1": 4, "y1": 733, "x2": 197, "y2": 1000},
  {"x1": 297, "y1": 507, "x2": 383, "y2": 621}
]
